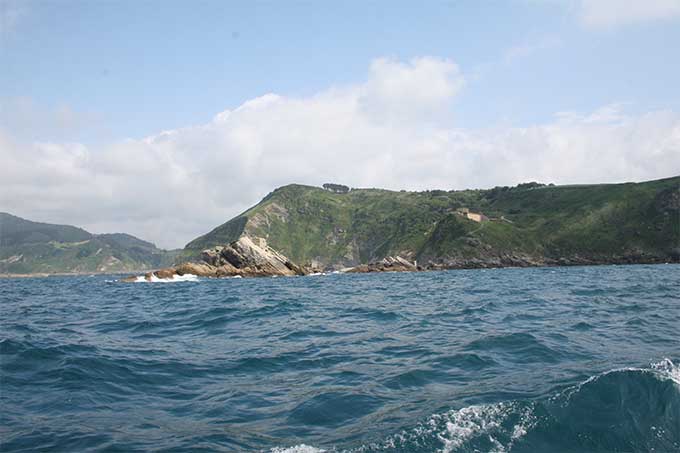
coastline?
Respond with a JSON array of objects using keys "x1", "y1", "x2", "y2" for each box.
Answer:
[
  {"x1": 0, "y1": 271, "x2": 154, "y2": 279},
  {"x1": 3, "y1": 258, "x2": 677, "y2": 280}
]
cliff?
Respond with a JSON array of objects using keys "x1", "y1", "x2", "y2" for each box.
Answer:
[{"x1": 183, "y1": 176, "x2": 680, "y2": 270}]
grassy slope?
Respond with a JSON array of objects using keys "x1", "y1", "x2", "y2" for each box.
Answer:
[
  {"x1": 0, "y1": 212, "x2": 91, "y2": 246},
  {"x1": 477, "y1": 179, "x2": 679, "y2": 258},
  {"x1": 185, "y1": 177, "x2": 680, "y2": 267},
  {"x1": 0, "y1": 214, "x2": 179, "y2": 274}
]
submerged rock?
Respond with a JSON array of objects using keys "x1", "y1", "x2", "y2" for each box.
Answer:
[{"x1": 123, "y1": 236, "x2": 307, "y2": 281}]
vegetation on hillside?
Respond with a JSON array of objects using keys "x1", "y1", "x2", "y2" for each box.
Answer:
[
  {"x1": 5, "y1": 176, "x2": 677, "y2": 274},
  {"x1": 0, "y1": 213, "x2": 179, "y2": 274},
  {"x1": 186, "y1": 177, "x2": 679, "y2": 268},
  {"x1": 0, "y1": 213, "x2": 91, "y2": 246}
]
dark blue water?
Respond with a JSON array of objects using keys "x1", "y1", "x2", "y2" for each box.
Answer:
[{"x1": 1, "y1": 265, "x2": 679, "y2": 452}]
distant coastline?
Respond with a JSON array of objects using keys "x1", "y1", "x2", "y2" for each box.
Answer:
[{"x1": 0, "y1": 271, "x2": 148, "y2": 279}]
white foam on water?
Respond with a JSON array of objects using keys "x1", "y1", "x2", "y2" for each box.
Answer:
[
  {"x1": 270, "y1": 445, "x2": 326, "y2": 453},
  {"x1": 350, "y1": 401, "x2": 534, "y2": 453},
  {"x1": 434, "y1": 402, "x2": 534, "y2": 453},
  {"x1": 134, "y1": 273, "x2": 199, "y2": 283},
  {"x1": 535, "y1": 359, "x2": 680, "y2": 450},
  {"x1": 651, "y1": 358, "x2": 680, "y2": 385},
  {"x1": 559, "y1": 358, "x2": 680, "y2": 402}
]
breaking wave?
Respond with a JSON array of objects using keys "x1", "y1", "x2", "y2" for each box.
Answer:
[
  {"x1": 272, "y1": 359, "x2": 680, "y2": 453},
  {"x1": 133, "y1": 273, "x2": 199, "y2": 283},
  {"x1": 271, "y1": 446, "x2": 326, "y2": 453}
]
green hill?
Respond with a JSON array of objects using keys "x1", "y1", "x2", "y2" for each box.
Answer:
[
  {"x1": 0, "y1": 213, "x2": 179, "y2": 274},
  {"x1": 185, "y1": 176, "x2": 680, "y2": 269},
  {"x1": 0, "y1": 213, "x2": 91, "y2": 246}
]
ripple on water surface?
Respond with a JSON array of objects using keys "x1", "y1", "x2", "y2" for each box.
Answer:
[{"x1": 1, "y1": 264, "x2": 679, "y2": 452}]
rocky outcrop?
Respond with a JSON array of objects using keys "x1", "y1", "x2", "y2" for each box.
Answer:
[
  {"x1": 200, "y1": 236, "x2": 307, "y2": 276},
  {"x1": 421, "y1": 251, "x2": 677, "y2": 270},
  {"x1": 346, "y1": 250, "x2": 677, "y2": 275},
  {"x1": 123, "y1": 236, "x2": 307, "y2": 281},
  {"x1": 347, "y1": 256, "x2": 419, "y2": 273}
]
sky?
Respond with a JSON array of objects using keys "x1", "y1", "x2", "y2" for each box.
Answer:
[{"x1": 1, "y1": 0, "x2": 679, "y2": 249}]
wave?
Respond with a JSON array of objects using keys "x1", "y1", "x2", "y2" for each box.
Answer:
[
  {"x1": 463, "y1": 332, "x2": 563, "y2": 363},
  {"x1": 271, "y1": 359, "x2": 680, "y2": 453},
  {"x1": 133, "y1": 273, "x2": 199, "y2": 283},
  {"x1": 271, "y1": 446, "x2": 325, "y2": 453}
]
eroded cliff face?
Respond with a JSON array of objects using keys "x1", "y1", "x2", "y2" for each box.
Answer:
[
  {"x1": 199, "y1": 235, "x2": 306, "y2": 276},
  {"x1": 124, "y1": 236, "x2": 307, "y2": 281}
]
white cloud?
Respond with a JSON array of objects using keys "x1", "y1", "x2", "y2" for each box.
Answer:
[
  {"x1": 359, "y1": 57, "x2": 464, "y2": 123},
  {"x1": 577, "y1": 0, "x2": 680, "y2": 28},
  {"x1": 1, "y1": 57, "x2": 679, "y2": 249}
]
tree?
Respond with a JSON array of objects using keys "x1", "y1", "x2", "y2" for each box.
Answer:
[{"x1": 323, "y1": 183, "x2": 350, "y2": 194}]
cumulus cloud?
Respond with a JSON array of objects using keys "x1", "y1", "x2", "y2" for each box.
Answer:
[
  {"x1": 577, "y1": 0, "x2": 680, "y2": 28},
  {"x1": 1, "y1": 56, "x2": 679, "y2": 248},
  {"x1": 359, "y1": 57, "x2": 464, "y2": 122}
]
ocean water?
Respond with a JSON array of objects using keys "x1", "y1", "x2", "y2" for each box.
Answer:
[{"x1": 1, "y1": 264, "x2": 679, "y2": 453}]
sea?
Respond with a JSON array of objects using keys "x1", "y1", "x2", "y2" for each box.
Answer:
[{"x1": 1, "y1": 264, "x2": 679, "y2": 452}]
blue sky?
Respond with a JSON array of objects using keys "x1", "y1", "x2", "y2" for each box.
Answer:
[
  {"x1": 1, "y1": 0, "x2": 679, "y2": 247},
  {"x1": 3, "y1": 0, "x2": 679, "y2": 141}
]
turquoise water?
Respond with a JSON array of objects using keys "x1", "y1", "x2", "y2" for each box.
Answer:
[{"x1": 1, "y1": 264, "x2": 679, "y2": 452}]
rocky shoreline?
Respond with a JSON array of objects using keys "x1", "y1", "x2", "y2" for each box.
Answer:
[
  {"x1": 122, "y1": 236, "x2": 307, "y2": 282},
  {"x1": 346, "y1": 256, "x2": 419, "y2": 273},
  {"x1": 123, "y1": 235, "x2": 678, "y2": 282},
  {"x1": 0, "y1": 271, "x2": 145, "y2": 279},
  {"x1": 420, "y1": 252, "x2": 679, "y2": 270},
  {"x1": 347, "y1": 253, "x2": 677, "y2": 274}
]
